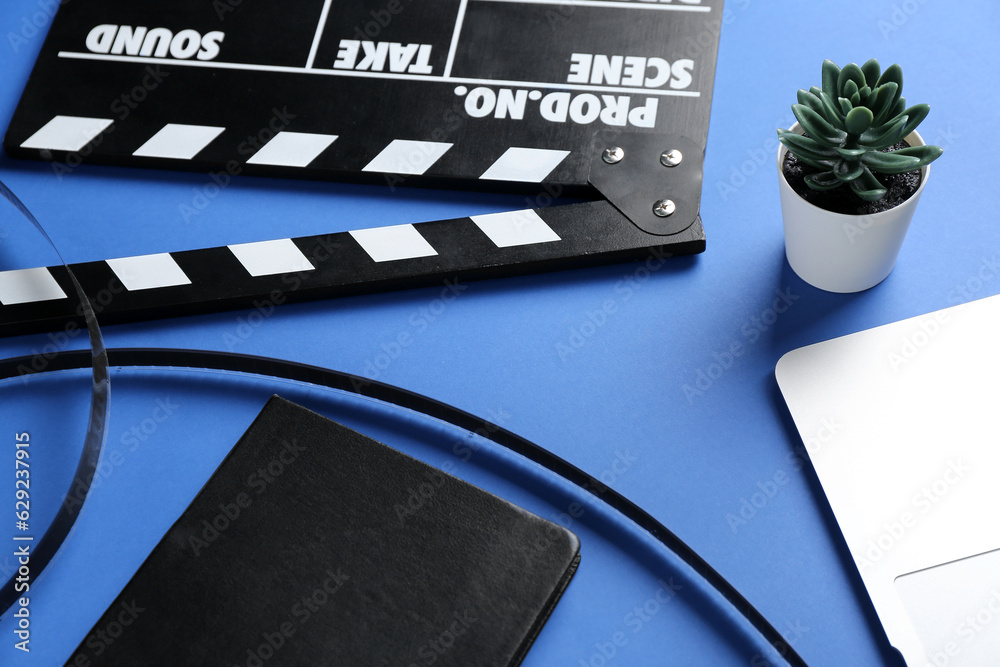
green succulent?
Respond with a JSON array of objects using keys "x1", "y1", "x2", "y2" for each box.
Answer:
[{"x1": 777, "y1": 59, "x2": 943, "y2": 202}]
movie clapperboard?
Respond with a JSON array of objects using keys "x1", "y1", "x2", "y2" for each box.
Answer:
[{"x1": 2, "y1": 0, "x2": 722, "y2": 335}]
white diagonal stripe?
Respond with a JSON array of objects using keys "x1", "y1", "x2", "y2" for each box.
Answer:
[
  {"x1": 133, "y1": 123, "x2": 225, "y2": 160},
  {"x1": 20, "y1": 115, "x2": 113, "y2": 152},
  {"x1": 106, "y1": 253, "x2": 191, "y2": 291},
  {"x1": 246, "y1": 132, "x2": 338, "y2": 168},
  {"x1": 362, "y1": 140, "x2": 452, "y2": 175},
  {"x1": 229, "y1": 239, "x2": 315, "y2": 277},
  {"x1": 349, "y1": 225, "x2": 437, "y2": 262},
  {"x1": 0, "y1": 267, "x2": 67, "y2": 305},
  {"x1": 480, "y1": 147, "x2": 570, "y2": 182},
  {"x1": 471, "y1": 210, "x2": 561, "y2": 248}
]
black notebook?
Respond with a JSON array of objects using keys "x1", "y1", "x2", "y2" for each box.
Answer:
[{"x1": 67, "y1": 396, "x2": 580, "y2": 666}]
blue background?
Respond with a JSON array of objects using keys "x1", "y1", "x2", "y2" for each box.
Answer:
[{"x1": 1, "y1": 1, "x2": 997, "y2": 665}]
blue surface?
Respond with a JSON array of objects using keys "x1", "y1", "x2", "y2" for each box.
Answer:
[{"x1": 1, "y1": 1, "x2": 998, "y2": 664}]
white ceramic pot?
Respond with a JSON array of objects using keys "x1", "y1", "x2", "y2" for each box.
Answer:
[{"x1": 777, "y1": 123, "x2": 930, "y2": 293}]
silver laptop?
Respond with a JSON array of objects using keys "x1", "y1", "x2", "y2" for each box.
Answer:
[{"x1": 776, "y1": 294, "x2": 1000, "y2": 666}]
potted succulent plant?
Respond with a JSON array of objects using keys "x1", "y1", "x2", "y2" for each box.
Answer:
[{"x1": 776, "y1": 59, "x2": 943, "y2": 293}]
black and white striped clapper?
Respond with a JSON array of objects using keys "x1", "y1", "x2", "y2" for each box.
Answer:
[
  {"x1": 2, "y1": 0, "x2": 721, "y2": 334},
  {"x1": 0, "y1": 201, "x2": 706, "y2": 336}
]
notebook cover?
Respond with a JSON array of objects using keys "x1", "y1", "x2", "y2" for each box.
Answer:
[{"x1": 67, "y1": 396, "x2": 580, "y2": 666}]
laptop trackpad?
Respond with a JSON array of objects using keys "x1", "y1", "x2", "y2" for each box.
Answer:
[{"x1": 895, "y1": 548, "x2": 1000, "y2": 666}]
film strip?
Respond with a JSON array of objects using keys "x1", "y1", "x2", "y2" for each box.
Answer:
[
  {"x1": 0, "y1": 347, "x2": 806, "y2": 667},
  {"x1": 2, "y1": 0, "x2": 721, "y2": 335},
  {"x1": 0, "y1": 180, "x2": 110, "y2": 614}
]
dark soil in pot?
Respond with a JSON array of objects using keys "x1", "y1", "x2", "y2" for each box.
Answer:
[{"x1": 782, "y1": 140, "x2": 922, "y2": 216}]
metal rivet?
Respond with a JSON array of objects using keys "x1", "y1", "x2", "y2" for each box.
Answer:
[
  {"x1": 652, "y1": 199, "x2": 676, "y2": 217},
  {"x1": 602, "y1": 146, "x2": 625, "y2": 164},
  {"x1": 660, "y1": 149, "x2": 683, "y2": 167}
]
